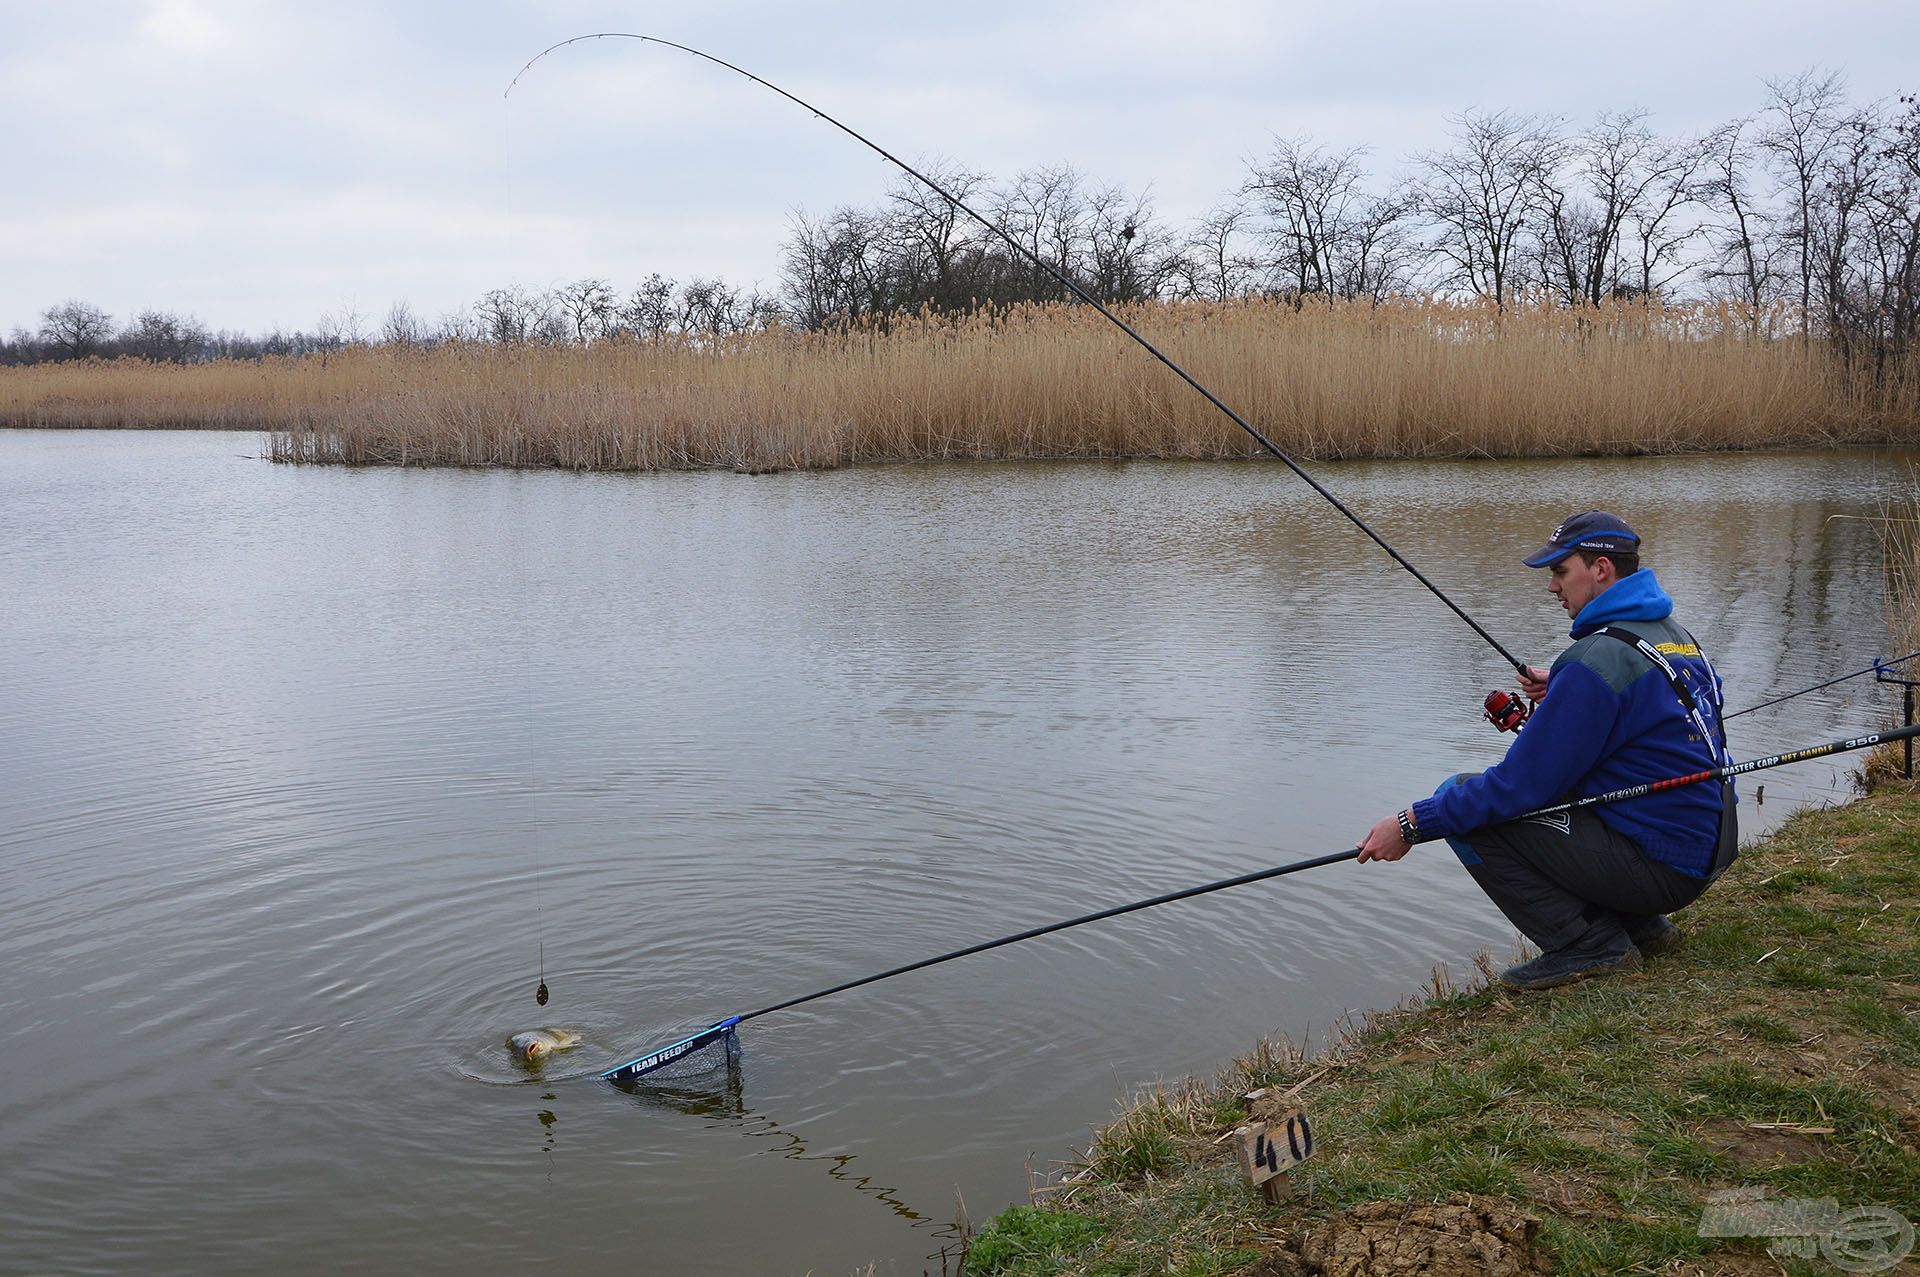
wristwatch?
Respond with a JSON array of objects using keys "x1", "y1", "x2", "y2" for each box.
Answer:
[{"x1": 1397, "y1": 809, "x2": 1419, "y2": 843}]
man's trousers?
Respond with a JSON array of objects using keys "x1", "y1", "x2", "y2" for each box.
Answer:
[{"x1": 1438, "y1": 777, "x2": 1722, "y2": 951}]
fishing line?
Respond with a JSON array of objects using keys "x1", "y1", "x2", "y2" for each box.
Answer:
[
  {"x1": 502, "y1": 90, "x2": 551, "y2": 1009},
  {"x1": 598, "y1": 718, "x2": 1920, "y2": 1082},
  {"x1": 1724, "y1": 650, "x2": 1920, "y2": 719},
  {"x1": 504, "y1": 33, "x2": 1528, "y2": 676}
]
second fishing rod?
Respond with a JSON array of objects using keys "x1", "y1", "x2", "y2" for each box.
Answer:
[
  {"x1": 601, "y1": 718, "x2": 1920, "y2": 1082},
  {"x1": 507, "y1": 33, "x2": 1529, "y2": 678}
]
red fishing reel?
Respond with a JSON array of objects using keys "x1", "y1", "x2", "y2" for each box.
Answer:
[{"x1": 1484, "y1": 689, "x2": 1531, "y2": 732}]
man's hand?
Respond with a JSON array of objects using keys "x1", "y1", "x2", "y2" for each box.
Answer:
[
  {"x1": 1356, "y1": 812, "x2": 1413, "y2": 863},
  {"x1": 1519, "y1": 664, "x2": 1550, "y2": 702}
]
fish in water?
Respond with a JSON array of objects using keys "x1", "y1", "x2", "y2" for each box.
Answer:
[{"x1": 509, "y1": 1028, "x2": 581, "y2": 1064}]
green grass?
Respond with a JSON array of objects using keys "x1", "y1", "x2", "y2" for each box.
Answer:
[
  {"x1": 1087, "y1": 1102, "x2": 1186, "y2": 1182},
  {"x1": 964, "y1": 790, "x2": 1920, "y2": 1276},
  {"x1": 965, "y1": 1207, "x2": 1109, "y2": 1277}
]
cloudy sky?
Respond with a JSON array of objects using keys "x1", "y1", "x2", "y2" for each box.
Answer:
[{"x1": 5, "y1": 0, "x2": 1916, "y2": 336}]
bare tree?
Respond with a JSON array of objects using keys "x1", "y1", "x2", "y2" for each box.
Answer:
[
  {"x1": 553, "y1": 277, "x2": 619, "y2": 344},
  {"x1": 1699, "y1": 118, "x2": 1786, "y2": 318},
  {"x1": 382, "y1": 300, "x2": 424, "y2": 348},
  {"x1": 618, "y1": 273, "x2": 678, "y2": 340},
  {"x1": 742, "y1": 290, "x2": 785, "y2": 331},
  {"x1": 781, "y1": 162, "x2": 1181, "y2": 318},
  {"x1": 39, "y1": 300, "x2": 115, "y2": 359},
  {"x1": 1808, "y1": 106, "x2": 1883, "y2": 362},
  {"x1": 473, "y1": 286, "x2": 554, "y2": 345},
  {"x1": 991, "y1": 164, "x2": 1090, "y2": 302},
  {"x1": 1082, "y1": 182, "x2": 1177, "y2": 301},
  {"x1": 121, "y1": 309, "x2": 210, "y2": 362},
  {"x1": 1624, "y1": 132, "x2": 1713, "y2": 298},
  {"x1": 317, "y1": 299, "x2": 368, "y2": 348},
  {"x1": 432, "y1": 308, "x2": 478, "y2": 344},
  {"x1": 0, "y1": 327, "x2": 44, "y2": 366},
  {"x1": 1246, "y1": 137, "x2": 1366, "y2": 299},
  {"x1": 677, "y1": 276, "x2": 748, "y2": 338},
  {"x1": 1339, "y1": 190, "x2": 1423, "y2": 300},
  {"x1": 1245, "y1": 138, "x2": 1417, "y2": 302},
  {"x1": 1801, "y1": 95, "x2": 1920, "y2": 374},
  {"x1": 1760, "y1": 70, "x2": 1848, "y2": 327},
  {"x1": 1864, "y1": 95, "x2": 1920, "y2": 366},
  {"x1": 883, "y1": 161, "x2": 995, "y2": 311},
  {"x1": 781, "y1": 206, "x2": 906, "y2": 326},
  {"x1": 1531, "y1": 111, "x2": 1706, "y2": 305},
  {"x1": 1414, "y1": 110, "x2": 1565, "y2": 303},
  {"x1": 781, "y1": 210, "x2": 842, "y2": 327},
  {"x1": 1175, "y1": 200, "x2": 1262, "y2": 300}
]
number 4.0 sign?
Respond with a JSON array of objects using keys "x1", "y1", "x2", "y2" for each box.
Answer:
[{"x1": 1234, "y1": 1110, "x2": 1315, "y2": 1199}]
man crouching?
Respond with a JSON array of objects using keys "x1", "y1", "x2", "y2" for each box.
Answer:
[{"x1": 1356, "y1": 511, "x2": 1739, "y2": 990}]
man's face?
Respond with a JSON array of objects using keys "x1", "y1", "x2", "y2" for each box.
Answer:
[{"x1": 1547, "y1": 554, "x2": 1609, "y2": 618}]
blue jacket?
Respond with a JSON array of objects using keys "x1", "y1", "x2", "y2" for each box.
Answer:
[{"x1": 1410, "y1": 570, "x2": 1731, "y2": 876}]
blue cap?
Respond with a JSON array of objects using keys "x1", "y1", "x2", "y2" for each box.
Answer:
[{"x1": 1524, "y1": 511, "x2": 1640, "y2": 568}]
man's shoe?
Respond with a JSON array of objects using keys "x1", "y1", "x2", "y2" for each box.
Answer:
[
  {"x1": 1624, "y1": 914, "x2": 1683, "y2": 957},
  {"x1": 1499, "y1": 920, "x2": 1642, "y2": 991}
]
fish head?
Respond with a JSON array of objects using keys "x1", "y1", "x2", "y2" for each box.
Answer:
[{"x1": 508, "y1": 1029, "x2": 579, "y2": 1063}]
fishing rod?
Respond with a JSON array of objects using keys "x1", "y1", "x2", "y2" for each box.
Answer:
[
  {"x1": 506, "y1": 34, "x2": 1528, "y2": 677},
  {"x1": 1725, "y1": 651, "x2": 1920, "y2": 719},
  {"x1": 602, "y1": 847, "x2": 1359, "y2": 1083},
  {"x1": 601, "y1": 718, "x2": 1920, "y2": 1081},
  {"x1": 1517, "y1": 721, "x2": 1920, "y2": 816}
]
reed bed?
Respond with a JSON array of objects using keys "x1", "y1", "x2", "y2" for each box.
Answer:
[
  {"x1": 1887, "y1": 478, "x2": 1920, "y2": 656},
  {"x1": 1859, "y1": 473, "x2": 1920, "y2": 786},
  {"x1": 3, "y1": 295, "x2": 1915, "y2": 470}
]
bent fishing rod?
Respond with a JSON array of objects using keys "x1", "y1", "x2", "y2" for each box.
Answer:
[
  {"x1": 1725, "y1": 650, "x2": 1920, "y2": 719},
  {"x1": 603, "y1": 718, "x2": 1920, "y2": 1081},
  {"x1": 507, "y1": 34, "x2": 1527, "y2": 677}
]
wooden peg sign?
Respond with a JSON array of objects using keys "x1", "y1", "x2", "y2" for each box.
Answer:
[{"x1": 1234, "y1": 1108, "x2": 1315, "y2": 1202}]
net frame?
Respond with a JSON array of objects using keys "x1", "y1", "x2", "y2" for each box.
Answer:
[{"x1": 601, "y1": 1015, "x2": 742, "y2": 1083}]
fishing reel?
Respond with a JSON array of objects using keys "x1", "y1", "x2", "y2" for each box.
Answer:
[{"x1": 1483, "y1": 689, "x2": 1531, "y2": 733}]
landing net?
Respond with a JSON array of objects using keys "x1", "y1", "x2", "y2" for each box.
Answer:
[{"x1": 601, "y1": 1016, "x2": 742, "y2": 1084}]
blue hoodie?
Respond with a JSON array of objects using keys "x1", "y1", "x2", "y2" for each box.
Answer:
[{"x1": 1410, "y1": 569, "x2": 1731, "y2": 876}]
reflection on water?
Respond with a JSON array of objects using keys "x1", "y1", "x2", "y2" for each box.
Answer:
[
  {"x1": 1, "y1": 430, "x2": 1915, "y2": 1275},
  {"x1": 608, "y1": 1053, "x2": 966, "y2": 1265}
]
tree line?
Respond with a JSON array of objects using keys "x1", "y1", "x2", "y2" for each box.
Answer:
[{"x1": 7, "y1": 72, "x2": 1916, "y2": 374}]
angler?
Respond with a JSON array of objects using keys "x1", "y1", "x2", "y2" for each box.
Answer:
[{"x1": 1358, "y1": 511, "x2": 1737, "y2": 990}]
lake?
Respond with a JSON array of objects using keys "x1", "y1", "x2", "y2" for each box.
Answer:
[{"x1": 1, "y1": 430, "x2": 1911, "y2": 1274}]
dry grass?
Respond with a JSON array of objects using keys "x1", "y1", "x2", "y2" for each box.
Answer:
[
  {"x1": 2, "y1": 295, "x2": 1915, "y2": 471},
  {"x1": 1861, "y1": 474, "x2": 1920, "y2": 788},
  {"x1": 1884, "y1": 479, "x2": 1920, "y2": 660}
]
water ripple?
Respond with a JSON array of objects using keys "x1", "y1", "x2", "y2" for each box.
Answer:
[{"x1": 1, "y1": 433, "x2": 1911, "y2": 1276}]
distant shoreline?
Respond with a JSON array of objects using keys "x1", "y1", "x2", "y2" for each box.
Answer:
[{"x1": 3, "y1": 296, "x2": 1914, "y2": 472}]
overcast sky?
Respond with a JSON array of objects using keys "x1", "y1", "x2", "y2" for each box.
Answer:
[{"x1": 5, "y1": 1, "x2": 1917, "y2": 336}]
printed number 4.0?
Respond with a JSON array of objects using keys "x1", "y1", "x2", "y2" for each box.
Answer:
[{"x1": 1255, "y1": 1114, "x2": 1314, "y2": 1171}]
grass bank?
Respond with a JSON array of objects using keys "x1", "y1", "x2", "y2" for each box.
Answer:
[
  {"x1": 964, "y1": 791, "x2": 1920, "y2": 1276},
  {"x1": 3, "y1": 296, "x2": 1915, "y2": 470}
]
